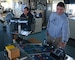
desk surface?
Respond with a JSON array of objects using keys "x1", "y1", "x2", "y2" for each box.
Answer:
[
  {"x1": 0, "y1": 43, "x2": 74, "y2": 60},
  {"x1": 15, "y1": 38, "x2": 75, "y2": 60},
  {"x1": 19, "y1": 43, "x2": 75, "y2": 60}
]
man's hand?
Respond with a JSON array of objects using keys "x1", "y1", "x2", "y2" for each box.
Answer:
[{"x1": 57, "y1": 42, "x2": 66, "y2": 49}]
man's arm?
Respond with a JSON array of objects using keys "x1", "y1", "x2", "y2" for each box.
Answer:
[
  {"x1": 62, "y1": 19, "x2": 70, "y2": 43},
  {"x1": 58, "y1": 19, "x2": 70, "y2": 49}
]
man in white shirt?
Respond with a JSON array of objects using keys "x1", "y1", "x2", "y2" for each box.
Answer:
[{"x1": 47, "y1": 2, "x2": 70, "y2": 49}]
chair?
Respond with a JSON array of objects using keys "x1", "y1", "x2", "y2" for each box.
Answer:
[{"x1": 4, "y1": 11, "x2": 14, "y2": 23}]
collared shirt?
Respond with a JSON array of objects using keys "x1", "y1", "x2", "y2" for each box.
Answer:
[{"x1": 47, "y1": 12, "x2": 70, "y2": 43}]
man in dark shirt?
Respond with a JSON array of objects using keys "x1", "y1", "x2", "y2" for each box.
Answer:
[{"x1": 20, "y1": 7, "x2": 34, "y2": 31}]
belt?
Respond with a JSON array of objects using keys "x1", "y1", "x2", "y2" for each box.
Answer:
[{"x1": 49, "y1": 35, "x2": 62, "y2": 42}]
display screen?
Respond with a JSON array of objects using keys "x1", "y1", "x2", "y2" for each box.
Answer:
[
  {"x1": 64, "y1": 0, "x2": 75, "y2": 4},
  {"x1": 56, "y1": 50, "x2": 61, "y2": 54},
  {"x1": 64, "y1": 0, "x2": 70, "y2": 4}
]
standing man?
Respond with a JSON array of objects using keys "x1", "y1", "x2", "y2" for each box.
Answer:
[
  {"x1": 20, "y1": 7, "x2": 34, "y2": 31},
  {"x1": 46, "y1": 2, "x2": 70, "y2": 49}
]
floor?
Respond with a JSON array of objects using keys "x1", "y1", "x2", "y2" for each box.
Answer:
[{"x1": 27, "y1": 29, "x2": 75, "y2": 58}]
